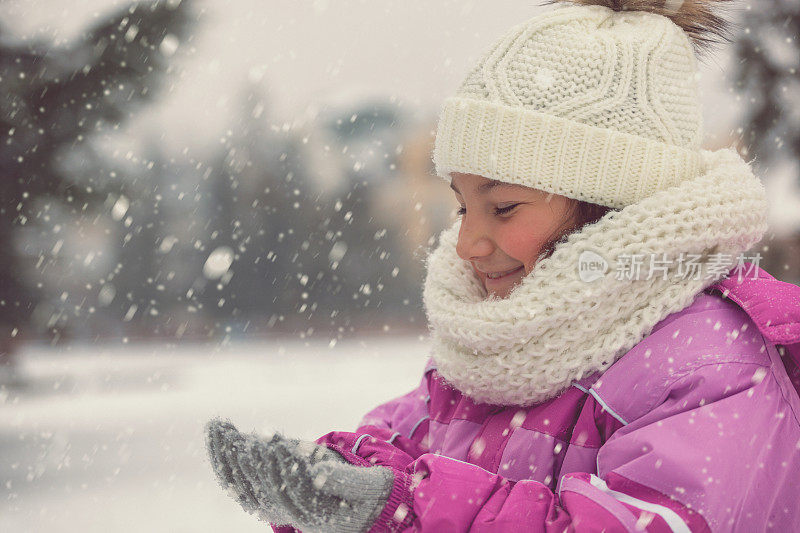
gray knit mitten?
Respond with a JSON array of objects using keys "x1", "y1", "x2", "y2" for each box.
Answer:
[
  {"x1": 205, "y1": 418, "x2": 394, "y2": 532},
  {"x1": 206, "y1": 418, "x2": 303, "y2": 525}
]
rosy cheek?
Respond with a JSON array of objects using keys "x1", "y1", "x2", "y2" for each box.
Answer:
[
  {"x1": 512, "y1": 237, "x2": 547, "y2": 267},
  {"x1": 497, "y1": 215, "x2": 552, "y2": 268}
]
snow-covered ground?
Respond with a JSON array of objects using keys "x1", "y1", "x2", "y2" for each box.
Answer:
[{"x1": 0, "y1": 336, "x2": 431, "y2": 532}]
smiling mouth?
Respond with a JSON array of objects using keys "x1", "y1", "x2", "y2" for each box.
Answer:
[{"x1": 485, "y1": 266, "x2": 523, "y2": 279}]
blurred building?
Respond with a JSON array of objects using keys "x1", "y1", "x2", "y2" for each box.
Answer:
[{"x1": 370, "y1": 119, "x2": 453, "y2": 286}]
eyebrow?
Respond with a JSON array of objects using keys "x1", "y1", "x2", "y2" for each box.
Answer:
[{"x1": 449, "y1": 180, "x2": 519, "y2": 195}]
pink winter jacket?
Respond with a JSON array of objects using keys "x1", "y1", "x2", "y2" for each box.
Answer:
[{"x1": 274, "y1": 264, "x2": 800, "y2": 532}]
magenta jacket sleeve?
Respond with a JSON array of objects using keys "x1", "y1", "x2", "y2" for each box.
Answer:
[
  {"x1": 312, "y1": 366, "x2": 432, "y2": 469},
  {"x1": 356, "y1": 362, "x2": 433, "y2": 436},
  {"x1": 361, "y1": 356, "x2": 798, "y2": 532}
]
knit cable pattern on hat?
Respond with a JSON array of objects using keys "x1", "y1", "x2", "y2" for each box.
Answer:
[{"x1": 422, "y1": 147, "x2": 768, "y2": 407}]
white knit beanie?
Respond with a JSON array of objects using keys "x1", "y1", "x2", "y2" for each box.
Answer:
[{"x1": 433, "y1": 0, "x2": 734, "y2": 209}]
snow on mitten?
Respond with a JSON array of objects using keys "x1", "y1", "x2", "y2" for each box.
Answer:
[
  {"x1": 204, "y1": 418, "x2": 344, "y2": 526},
  {"x1": 268, "y1": 435, "x2": 395, "y2": 533}
]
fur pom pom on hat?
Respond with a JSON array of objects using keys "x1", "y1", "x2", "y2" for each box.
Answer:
[
  {"x1": 432, "y1": 0, "x2": 737, "y2": 209},
  {"x1": 546, "y1": 0, "x2": 737, "y2": 56}
]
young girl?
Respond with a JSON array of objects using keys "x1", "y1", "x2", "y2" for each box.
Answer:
[{"x1": 205, "y1": 1, "x2": 800, "y2": 531}]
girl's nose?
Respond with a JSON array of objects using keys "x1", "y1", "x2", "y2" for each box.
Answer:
[{"x1": 456, "y1": 218, "x2": 494, "y2": 261}]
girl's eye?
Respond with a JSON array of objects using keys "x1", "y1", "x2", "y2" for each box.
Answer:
[
  {"x1": 456, "y1": 204, "x2": 520, "y2": 216},
  {"x1": 494, "y1": 203, "x2": 520, "y2": 215}
]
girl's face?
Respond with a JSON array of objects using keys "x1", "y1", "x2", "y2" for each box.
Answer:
[{"x1": 450, "y1": 172, "x2": 578, "y2": 299}]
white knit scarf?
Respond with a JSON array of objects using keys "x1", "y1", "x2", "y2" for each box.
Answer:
[{"x1": 422, "y1": 147, "x2": 769, "y2": 407}]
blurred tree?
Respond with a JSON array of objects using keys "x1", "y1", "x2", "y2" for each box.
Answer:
[
  {"x1": 731, "y1": 1, "x2": 799, "y2": 170},
  {"x1": 107, "y1": 140, "x2": 169, "y2": 337},
  {"x1": 200, "y1": 91, "x2": 315, "y2": 334},
  {"x1": 730, "y1": 1, "x2": 800, "y2": 282},
  {"x1": 0, "y1": 0, "x2": 194, "y2": 366}
]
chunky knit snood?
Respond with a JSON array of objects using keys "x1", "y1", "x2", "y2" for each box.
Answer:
[{"x1": 423, "y1": 147, "x2": 768, "y2": 407}]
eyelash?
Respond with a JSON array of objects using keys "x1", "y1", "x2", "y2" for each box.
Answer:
[{"x1": 456, "y1": 204, "x2": 520, "y2": 216}]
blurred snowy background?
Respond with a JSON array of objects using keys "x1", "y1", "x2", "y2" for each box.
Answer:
[{"x1": 0, "y1": 0, "x2": 797, "y2": 531}]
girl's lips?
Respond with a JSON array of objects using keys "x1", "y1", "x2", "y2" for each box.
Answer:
[{"x1": 484, "y1": 265, "x2": 524, "y2": 281}]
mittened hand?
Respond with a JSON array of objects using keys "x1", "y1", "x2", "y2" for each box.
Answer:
[
  {"x1": 204, "y1": 418, "x2": 395, "y2": 533},
  {"x1": 205, "y1": 418, "x2": 300, "y2": 526}
]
